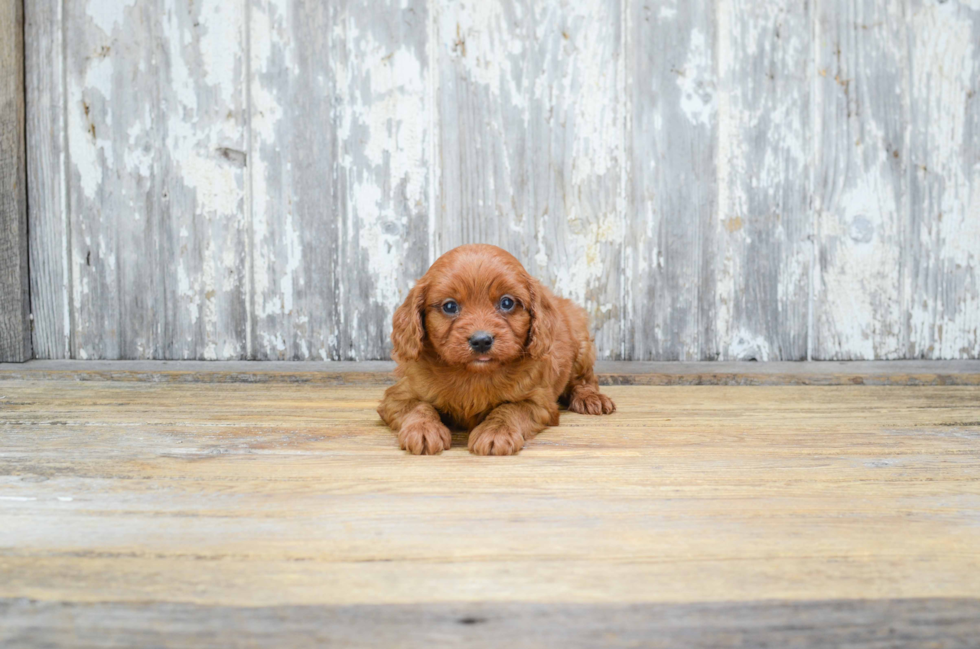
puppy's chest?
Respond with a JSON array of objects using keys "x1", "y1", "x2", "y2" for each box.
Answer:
[{"x1": 427, "y1": 374, "x2": 528, "y2": 428}]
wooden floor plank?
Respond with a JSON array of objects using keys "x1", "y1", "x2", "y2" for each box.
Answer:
[
  {"x1": 1, "y1": 380, "x2": 979, "y2": 644},
  {"x1": 3, "y1": 598, "x2": 980, "y2": 649}
]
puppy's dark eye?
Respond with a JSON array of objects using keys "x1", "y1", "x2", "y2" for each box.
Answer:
[
  {"x1": 441, "y1": 300, "x2": 459, "y2": 315},
  {"x1": 498, "y1": 296, "x2": 516, "y2": 312}
]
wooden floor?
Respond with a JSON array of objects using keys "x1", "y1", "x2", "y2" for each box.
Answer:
[{"x1": 1, "y1": 366, "x2": 980, "y2": 647}]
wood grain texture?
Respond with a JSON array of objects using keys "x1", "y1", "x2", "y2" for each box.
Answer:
[
  {"x1": 906, "y1": 0, "x2": 980, "y2": 359},
  {"x1": 436, "y1": 0, "x2": 625, "y2": 357},
  {"x1": 3, "y1": 598, "x2": 980, "y2": 649},
  {"x1": 0, "y1": 379, "x2": 979, "y2": 646},
  {"x1": 64, "y1": 0, "x2": 249, "y2": 360},
  {"x1": 0, "y1": 0, "x2": 31, "y2": 363},
  {"x1": 24, "y1": 0, "x2": 70, "y2": 360},
  {"x1": 627, "y1": 0, "x2": 713, "y2": 361},
  {"x1": 708, "y1": 0, "x2": 810, "y2": 361},
  {"x1": 812, "y1": 0, "x2": 909, "y2": 360}
]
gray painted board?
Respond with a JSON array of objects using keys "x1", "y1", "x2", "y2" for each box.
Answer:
[
  {"x1": 707, "y1": 0, "x2": 810, "y2": 361},
  {"x1": 0, "y1": 0, "x2": 31, "y2": 363},
  {"x1": 337, "y1": 0, "x2": 431, "y2": 361},
  {"x1": 23, "y1": 0, "x2": 980, "y2": 361},
  {"x1": 906, "y1": 0, "x2": 980, "y2": 359},
  {"x1": 62, "y1": 0, "x2": 249, "y2": 360},
  {"x1": 812, "y1": 0, "x2": 909, "y2": 360},
  {"x1": 628, "y1": 0, "x2": 715, "y2": 361},
  {"x1": 248, "y1": 0, "x2": 342, "y2": 360},
  {"x1": 249, "y1": 0, "x2": 430, "y2": 361},
  {"x1": 436, "y1": 0, "x2": 625, "y2": 357},
  {"x1": 25, "y1": 0, "x2": 70, "y2": 359}
]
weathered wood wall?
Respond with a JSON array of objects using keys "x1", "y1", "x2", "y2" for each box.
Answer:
[
  {"x1": 1, "y1": 0, "x2": 32, "y2": 362},
  {"x1": 23, "y1": 0, "x2": 980, "y2": 361}
]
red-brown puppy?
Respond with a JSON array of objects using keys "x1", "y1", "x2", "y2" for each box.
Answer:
[{"x1": 378, "y1": 244, "x2": 615, "y2": 456}]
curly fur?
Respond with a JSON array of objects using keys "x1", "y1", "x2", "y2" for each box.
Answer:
[{"x1": 378, "y1": 244, "x2": 615, "y2": 455}]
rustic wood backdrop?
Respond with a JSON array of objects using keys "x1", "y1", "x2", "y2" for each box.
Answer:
[{"x1": 23, "y1": 0, "x2": 980, "y2": 361}]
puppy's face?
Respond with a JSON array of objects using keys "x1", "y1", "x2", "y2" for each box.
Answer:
[
  {"x1": 391, "y1": 246, "x2": 537, "y2": 371},
  {"x1": 424, "y1": 258, "x2": 532, "y2": 371}
]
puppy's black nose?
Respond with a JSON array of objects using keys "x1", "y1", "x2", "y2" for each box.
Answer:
[{"x1": 468, "y1": 331, "x2": 494, "y2": 353}]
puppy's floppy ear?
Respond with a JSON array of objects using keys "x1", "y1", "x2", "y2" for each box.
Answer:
[
  {"x1": 391, "y1": 280, "x2": 427, "y2": 362},
  {"x1": 525, "y1": 277, "x2": 554, "y2": 359}
]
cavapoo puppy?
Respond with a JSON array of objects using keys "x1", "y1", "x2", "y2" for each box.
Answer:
[{"x1": 378, "y1": 244, "x2": 615, "y2": 456}]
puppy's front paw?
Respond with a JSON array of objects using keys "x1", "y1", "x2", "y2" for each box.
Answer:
[
  {"x1": 568, "y1": 389, "x2": 616, "y2": 415},
  {"x1": 398, "y1": 420, "x2": 452, "y2": 455},
  {"x1": 468, "y1": 421, "x2": 525, "y2": 456}
]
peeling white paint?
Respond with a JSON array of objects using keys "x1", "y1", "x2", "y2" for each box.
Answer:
[
  {"x1": 677, "y1": 28, "x2": 715, "y2": 127},
  {"x1": 728, "y1": 330, "x2": 772, "y2": 361},
  {"x1": 197, "y1": 0, "x2": 243, "y2": 101},
  {"x1": 714, "y1": 0, "x2": 735, "y2": 353},
  {"x1": 439, "y1": 0, "x2": 525, "y2": 107},
  {"x1": 550, "y1": 212, "x2": 623, "y2": 312},
  {"x1": 68, "y1": 55, "x2": 115, "y2": 200},
  {"x1": 566, "y1": 1, "x2": 621, "y2": 188},
  {"x1": 820, "y1": 170, "x2": 903, "y2": 359},
  {"x1": 342, "y1": 13, "x2": 430, "y2": 339},
  {"x1": 811, "y1": 0, "x2": 914, "y2": 360},
  {"x1": 713, "y1": 0, "x2": 810, "y2": 360},
  {"x1": 32, "y1": 0, "x2": 980, "y2": 361},
  {"x1": 908, "y1": 0, "x2": 980, "y2": 358},
  {"x1": 250, "y1": 0, "x2": 290, "y2": 339},
  {"x1": 182, "y1": 154, "x2": 243, "y2": 218},
  {"x1": 86, "y1": 0, "x2": 137, "y2": 35},
  {"x1": 177, "y1": 265, "x2": 198, "y2": 325}
]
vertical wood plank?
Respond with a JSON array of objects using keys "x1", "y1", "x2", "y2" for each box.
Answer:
[
  {"x1": 434, "y1": 0, "x2": 530, "y2": 256},
  {"x1": 339, "y1": 0, "x2": 432, "y2": 360},
  {"x1": 25, "y1": 0, "x2": 70, "y2": 359},
  {"x1": 250, "y1": 0, "x2": 430, "y2": 361},
  {"x1": 436, "y1": 0, "x2": 625, "y2": 358},
  {"x1": 160, "y1": 0, "x2": 249, "y2": 360},
  {"x1": 706, "y1": 0, "x2": 811, "y2": 360},
  {"x1": 0, "y1": 0, "x2": 32, "y2": 362},
  {"x1": 812, "y1": 0, "x2": 909, "y2": 360},
  {"x1": 248, "y1": 0, "x2": 341, "y2": 360},
  {"x1": 628, "y1": 0, "x2": 715, "y2": 360},
  {"x1": 528, "y1": 0, "x2": 625, "y2": 358},
  {"x1": 65, "y1": 1, "x2": 146, "y2": 359},
  {"x1": 66, "y1": 0, "x2": 248, "y2": 359},
  {"x1": 906, "y1": 0, "x2": 980, "y2": 359}
]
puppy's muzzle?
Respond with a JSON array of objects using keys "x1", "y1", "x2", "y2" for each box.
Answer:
[{"x1": 468, "y1": 331, "x2": 494, "y2": 353}]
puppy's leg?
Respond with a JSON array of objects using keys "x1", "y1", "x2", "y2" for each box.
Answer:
[
  {"x1": 565, "y1": 379, "x2": 616, "y2": 415},
  {"x1": 468, "y1": 396, "x2": 559, "y2": 456},
  {"x1": 564, "y1": 339, "x2": 616, "y2": 416},
  {"x1": 378, "y1": 382, "x2": 452, "y2": 455}
]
